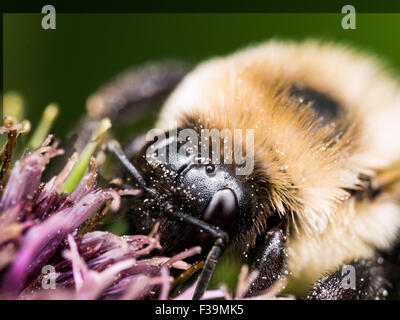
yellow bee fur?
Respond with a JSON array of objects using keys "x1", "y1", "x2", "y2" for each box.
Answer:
[{"x1": 155, "y1": 40, "x2": 400, "y2": 293}]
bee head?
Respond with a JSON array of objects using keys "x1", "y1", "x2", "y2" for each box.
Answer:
[{"x1": 110, "y1": 130, "x2": 253, "y2": 255}]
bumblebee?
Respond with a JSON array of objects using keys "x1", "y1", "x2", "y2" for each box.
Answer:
[{"x1": 85, "y1": 40, "x2": 400, "y2": 299}]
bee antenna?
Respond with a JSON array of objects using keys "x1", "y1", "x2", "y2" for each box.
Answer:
[{"x1": 107, "y1": 139, "x2": 147, "y2": 190}]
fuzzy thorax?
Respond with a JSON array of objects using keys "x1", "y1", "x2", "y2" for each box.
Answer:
[{"x1": 155, "y1": 39, "x2": 400, "y2": 292}]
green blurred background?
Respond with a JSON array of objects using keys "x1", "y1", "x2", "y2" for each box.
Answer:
[
  {"x1": 4, "y1": 13, "x2": 400, "y2": 291},
  {"x1": 4, "y1": 13, "x2": 400, "y2": 139}
]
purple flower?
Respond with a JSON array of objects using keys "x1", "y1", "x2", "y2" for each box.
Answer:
[
  {"x1": 0, "y1": 131, "x2": 283, "y2": 300},
  {"x1": 0, "y1": 134, "x2": 218, "y2": 300}
]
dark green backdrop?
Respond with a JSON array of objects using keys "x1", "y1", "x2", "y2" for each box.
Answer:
[{"x1": 4, "y1": 13, "x2": 400, "y2": 138}]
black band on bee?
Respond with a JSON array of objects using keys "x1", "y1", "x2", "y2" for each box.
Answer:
[{"x1": 289, "y1": 83, "x2": 342, "y2": 125}]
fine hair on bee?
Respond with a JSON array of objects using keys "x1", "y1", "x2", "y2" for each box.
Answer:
[{"x1": 82, "y1": 39, "x2": 400, "y2": 300}]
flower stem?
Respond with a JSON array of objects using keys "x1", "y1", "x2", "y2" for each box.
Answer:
[
  {"x1": 59, "y1": 118, "x2": 112, "y2": 194},
  {"x1": 3, "y1": 92, "x2": 25, "y2": 122},
  {"x1": 1, "y1": 92, "x2": 25, "y2": 150},
  {"x1": 0, "y1": 130, "x2": 18, "y2": 198},
  {"x1": 27, "y1": 103, "x2": 59, "y2": 151}
]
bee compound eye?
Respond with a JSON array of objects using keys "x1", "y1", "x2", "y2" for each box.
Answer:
[{"x1": 203, "y1": 188, "x2": 237, "y2": 232}]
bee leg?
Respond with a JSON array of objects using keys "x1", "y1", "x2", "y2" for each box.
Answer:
[
  {"x1": 306, "y1": 258, "x2": 391, "y2": 300},
  {"x1": 245, "y1": 229, "x2": 288, "y2": 297},
  {"x1": 192, "y1": 238, "x2": 226, "y2": 300}
]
